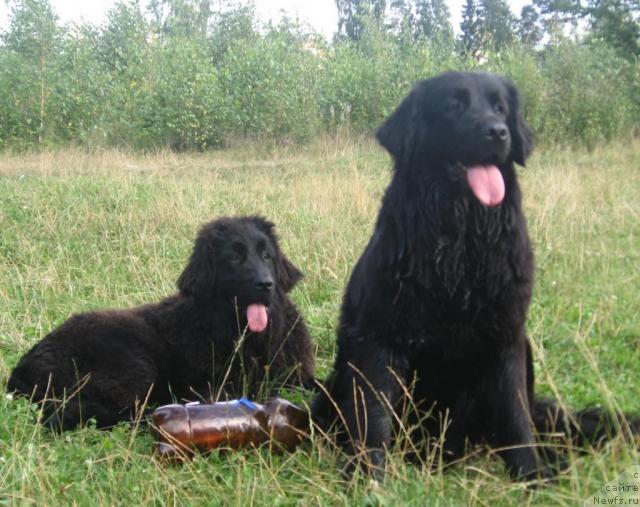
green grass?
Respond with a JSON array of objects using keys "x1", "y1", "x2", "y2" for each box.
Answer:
[{"x1": 1, "y1": 139, "x2": 639, "y2": 505}]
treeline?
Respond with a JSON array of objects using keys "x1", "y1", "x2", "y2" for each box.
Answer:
[{"x1": 0, "y1": 0, "x2": 638, "y2": 151}]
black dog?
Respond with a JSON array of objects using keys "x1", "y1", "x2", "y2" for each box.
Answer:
[
  {"x1": 312, "y1": 71, "x2": 637, "y2": 481},
  {"x1": 8, "y1": 216, "x2": 315, "y2": 430}
]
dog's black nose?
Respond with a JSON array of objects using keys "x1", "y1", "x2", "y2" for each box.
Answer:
[
  {"x1": 256, "y1": 279, "x2": 274, "y2": 291},
  {"x1": 485, "y1": 123, "x2": 509, "y2": 143}
]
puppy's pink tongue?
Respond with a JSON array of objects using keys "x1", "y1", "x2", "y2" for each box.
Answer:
[
  {"x1": 247, "y1": 304, "x2": 268, "y2": 333},
  {"x1": 466, "y1": 165, "x2": 505, "y2": 207}
]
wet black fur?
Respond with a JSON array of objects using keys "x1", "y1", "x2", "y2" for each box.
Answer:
[
  {"x1": 312, "y1": 71, "x2": 638, "y2": 481},
  {"x1": 7, "y1": 216, "x2": 314, "y2": 430}
]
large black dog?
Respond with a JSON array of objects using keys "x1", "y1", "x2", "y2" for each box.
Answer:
[
  {"x1": 8, "y1": 216, "x2": 314, "y2": 430},
  {"x1": 312, "y1": 71, "x2": 637, "y2": 481}
]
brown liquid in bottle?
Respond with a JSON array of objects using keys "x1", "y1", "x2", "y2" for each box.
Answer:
[{"x1": 150, "y1": 398, "x2": 310, "y2": 460}]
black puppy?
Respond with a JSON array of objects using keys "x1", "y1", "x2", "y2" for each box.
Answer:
[
  {"x1": 312, "y1": 71, "x2": 636, "y2": 481},
  {"x1": 8, "y1": 216, "x2": 315, "y2": 430}
]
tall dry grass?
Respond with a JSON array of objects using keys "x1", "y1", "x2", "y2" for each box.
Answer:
[{"x1": 0, "y1": 139, "x2": 639, "y2": 505}]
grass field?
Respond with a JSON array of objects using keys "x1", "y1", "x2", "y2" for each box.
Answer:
[{"x1": 1, "y1": 139, "x2": 639, "y2": 505}]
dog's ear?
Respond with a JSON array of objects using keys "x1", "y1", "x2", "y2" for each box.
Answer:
[
  {"x1": 275, "y1": 254, "x2": 304, "y2": 292},
  {"x1": 376, "y1": 88, "x2": 421, "y2": 165},
  {"x1": 503, "y1": 78, "x2": 534, "y2": 166},
  {"x1": 177, "y1": 222, "x2": 218, "y2": 298},
  {"x1": 249, "y1": 216, "x2": 303, "y2": 293}
]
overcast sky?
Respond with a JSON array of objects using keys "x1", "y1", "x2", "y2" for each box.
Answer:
[{"x1": 0, "y1": 0, "x2": 530, "y2": 39}]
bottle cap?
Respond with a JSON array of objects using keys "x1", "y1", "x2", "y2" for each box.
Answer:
[{"x1": 237, "y1": 398, "x2": 258, "y2": 410}]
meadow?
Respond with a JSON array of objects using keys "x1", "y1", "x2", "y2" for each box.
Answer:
[{"x1": 0, "y1": 138, "x2": 639, "y2": 505}]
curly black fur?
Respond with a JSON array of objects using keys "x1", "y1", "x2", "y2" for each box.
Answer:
[{"x1": 7, "y1": 216, "x2": 315, "y2": 430}]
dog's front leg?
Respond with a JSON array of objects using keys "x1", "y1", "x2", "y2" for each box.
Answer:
[
  {"x1": 339, "y1": 345, "x2": 406, "y2": 482},
  {"x1": 485, "y1": 338, "x2": 547, "y2": 481}
]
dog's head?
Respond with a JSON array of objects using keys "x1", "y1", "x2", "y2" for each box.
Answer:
[
  {"x1": 376, "y1": 71, "x2": 533, "y2": 207},
  {"x1": 177, "y1": 216, "x2": 303, "y2": 333}
]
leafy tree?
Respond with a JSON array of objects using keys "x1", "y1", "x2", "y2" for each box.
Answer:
[
  {"x1": 148, "y1": 0, "x2": 212, "y2": 37},
  {"x1": 138, "y1": 37, "x2": 225, "y2": 150},
  {"x1": 218, "y1": 20, "x2": 320, "y2": 143},
  {"x1": 518, "y1": 4, "x2": 544, "y2": 47},
  {"x1": 478, "y1": 0, "x2": 517, "y2": 51},
  {"x1": 208, "y1": 2, "x2": 258, "y2": 62},
  {"x1": 460, "y1": 0, "x2": 484, "y2": 56},
  {"x1": 415, "y1": 0, "x2": 454, "y2": 46},
  {"x1": 99, "y1": 1, "x2": 149, "y2": 74},
  {"x1": 388, "y1": 0, "x2": 414, "y2": 39},
  {"x1": 389, "y1": 0, "x2": 453, "y2": 47},
  {"x1": 335, "y1": 0, "x2": 387, "y2": 41},
  {"x1": 2, "y1": 0, "x2": 60, "y2": 144},
  {"x1": 388, "y1": 0, "x2": 454, "y2": 49},
  {"x1": 52, "y1": 25, "x2": 109, "y2": 144},
  {"x1": 534, "y1": 0, "x2": 640, "y2": 57},
  {"x1": 588, "y1": 0, "x2": 640, "y2": 56}
]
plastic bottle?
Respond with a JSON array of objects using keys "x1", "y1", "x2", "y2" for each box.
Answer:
[{"x1": 150, "y1": 397, "x2": 310, "y2": 460}]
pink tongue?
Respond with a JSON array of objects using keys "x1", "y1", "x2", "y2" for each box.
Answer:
[
  {"x1": 466, "y1": 165, "x2": 505, "y2": 207},
  {"x1": 247, "y1": 304, "x2": 268, "y2": 333}
]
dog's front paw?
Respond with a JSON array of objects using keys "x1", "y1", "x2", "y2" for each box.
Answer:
[{"x1": 341, "y1": 448, "x2": 386, "y2": 483}]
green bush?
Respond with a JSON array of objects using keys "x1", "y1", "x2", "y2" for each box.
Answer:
[
  {"x1": 316, "y1": 23, "x2": 458, "y2": 134},
  {"x1": 0, "y1": 48, "x2": 41, "y2": 149},
  {"x1": 134, "y1": 37, "x2": 226, "y2": 150},
  {"x1": 218, "y1": 23, "x2": 321, "y2": 143},
  {"x1": 0, "y1": 1, "x2": 638, "y2": 151},
  {"x1": 538, "y1": 42, "x2": 637, "y2": 147},
  {"x1": 49, "y1": 27, "x2": 110, "y2": 145},
  {"x1": 317, "y1": 27, "x2": 399, "y2": 133}
]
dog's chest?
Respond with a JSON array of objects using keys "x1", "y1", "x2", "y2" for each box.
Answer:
[
  {"x1": 426, "y1": 208, "x2": 518, "y2": 301},
  {"x1": 388, "y1": 205, "x2": 532, "y2": 341}
]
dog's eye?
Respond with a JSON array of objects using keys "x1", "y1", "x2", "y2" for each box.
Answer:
[
  {"x1": 446, "y1": 90, "x2": 469, "y2": 115},
  {"x1": 229, "y1": 243, "x2": 246, "y2": 263},
  {"x1": 447, "y1": 98, "x2": 464, "y2": 113},
  {"x1": 261, "y1": 251, "x2": 271, "y2": 261},
  {"x1": 494, "y1": 102, "x2": 506, "y2": 115}
]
